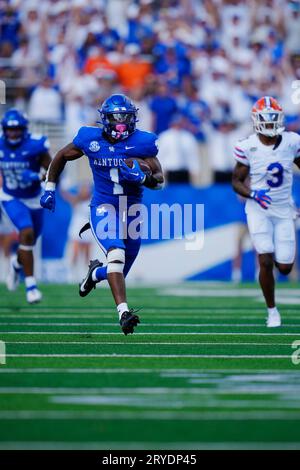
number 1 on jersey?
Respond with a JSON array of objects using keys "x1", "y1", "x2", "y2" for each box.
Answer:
[{"x1": 110, "y1": 168, "x2": 124, "y2": 195}]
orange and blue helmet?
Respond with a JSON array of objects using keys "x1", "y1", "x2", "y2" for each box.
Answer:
[
  {"x1": 251, "y1": 96, "x2": 284, "y2": 137},
  {"x1": 98, "y1": 94, "x2": 138, "y2": 140}
]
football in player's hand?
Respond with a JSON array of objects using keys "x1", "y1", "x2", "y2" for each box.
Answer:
[{"x1": 124, "y1": 158, "x2": 152, "y2": 175}]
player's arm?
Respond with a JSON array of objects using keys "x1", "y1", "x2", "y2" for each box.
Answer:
[
  {"x1": 294, "y1": 157, "x2": 300, "y2": 169},
  {"x1": 39, "y1": 150, "x2": 52, "y2": 181},
  {"x1": 21, "y1": 150, "x2": 52, "y2": 184},
  {"x1": 46, "y1": 143, "x2": 84, "y2": 184},
  {"x1": 40, "y1": 143, "x2": 84, "y2": 212},
  {"x1": 232, "y1": 162, "x2": 272, "y2": 210},
  {"x1": 232, "y1": 162, "x2": 251, "y2": 198},
  {"x1": 143, "y1": 156, "x2": 164, "y2": 189}
]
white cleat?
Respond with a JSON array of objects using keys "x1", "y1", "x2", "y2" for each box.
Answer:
[
  {"x1": 267, "y1": 311, "x2": 281, "y2": 328},
  {"x1": 26, "y1": 288, "x2": 42, "y2": 304},
  {"x1": 6, "y1": 257, "x2": 20, "y2": 292}
]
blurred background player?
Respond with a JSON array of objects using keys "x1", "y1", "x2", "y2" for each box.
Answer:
[
  {"x1": 232, "y1": 96, "x2": 300, "y2": 327},
  {"x1": 157, "y1": 114, "x2": 201, "y2": 185},
  {"x1": 61, "y1": 181, "x2": 94, "y2": 282},
  {"x1": 231, "y1": 195, "x2": 250, "y2": 283},
  {"x1": 40, "y1": 93, "x2": 164, "y2": 335},
  {"x1": 0, "y1": 109, "x2": 51, "y2": 303}
]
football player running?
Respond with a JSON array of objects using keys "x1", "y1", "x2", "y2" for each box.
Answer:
[
  {"x1": 40, "y1": 94, "x2": 164, "y2": 335},
  {"x1": 0, "y1": 109, "x2": 52, "y2": 303},
  {"x1": 232, "y1": 96, "x2": 300, "y2": 327}
]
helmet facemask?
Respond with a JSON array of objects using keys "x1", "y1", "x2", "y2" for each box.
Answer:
[
  {"x1": 98, "y1": 94, "x2": 139, "y2": 140},
  {"x1": 104, "y1": 112, "x2": 136, "y2": 140},
  {"x1": 3, "y1": 125, "x2": 27, "y2": 146},
  {"x1": 106, "y1": 112, "x2": 136, "y2": 140},
  {"x1": 252, "y1": 110, "x2": 285, "y2": 137}
]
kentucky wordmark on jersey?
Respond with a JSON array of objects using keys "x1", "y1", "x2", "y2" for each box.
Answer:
[{"x1": 73, "y1": 127, "x2": 158, "y2": 205}]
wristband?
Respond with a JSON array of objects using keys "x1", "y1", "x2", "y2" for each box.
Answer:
[{"x1": 45, "y1": 182, "x2": 56, "y2": 191}]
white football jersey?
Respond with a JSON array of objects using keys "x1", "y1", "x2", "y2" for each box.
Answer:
[{"x1": 234, "y1": 131, "x2": 300, "y2": 217}]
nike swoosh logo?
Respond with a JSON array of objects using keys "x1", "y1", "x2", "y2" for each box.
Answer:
[
  {"x1": 131, "y1": 173, "x2": 139, "y2": 176},
  {"x1": 125, "y1": 146, "x2": 135, "y2": 149}
]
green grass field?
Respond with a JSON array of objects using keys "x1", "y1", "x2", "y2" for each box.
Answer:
[{"x1": 0, "y1": 282, "x2": 300, "y2": 450}]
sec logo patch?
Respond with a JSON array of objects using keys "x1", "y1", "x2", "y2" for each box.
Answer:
[{"x1": 89, "y1": 141, "x2": 100, "y2": 152}]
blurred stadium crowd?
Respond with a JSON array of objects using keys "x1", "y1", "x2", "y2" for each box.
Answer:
[
  {"x1": 1, "y1": 0, "x2": 300, "y2": 283},
  {"x1": 1, "y1": 0, "x2": 300, "y2": 184}
]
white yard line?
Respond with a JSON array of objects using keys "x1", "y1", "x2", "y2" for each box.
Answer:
[
  {"x1": 1, "y1": 331, "x2": 300, "y2": 336},
  {"x1": 0, "y1": 312, "x2": 300, "y2": 326},
  {"x1": 0, "y1": 442, "x2": 299, "y2": 450},
  {"x1": 3, "y1": 341, "x2": 292, "y2": 346},
  {"x1": 5, "y1": 353, "x2": 292, "y2": 358},
  {"x1": 1, "y1": 322, "x2": 300, "y2": 327},
  {"x1": 0, "y1": 410, "x2": 299, "y2": 420},
  {"x1": 0, "y1": 387, "x2": 299, "y2": 397},
  {"x1": 0, "y1": 367, "x2": 296, "y2": 374}
]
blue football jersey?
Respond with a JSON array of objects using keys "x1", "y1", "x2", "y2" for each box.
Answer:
[
  {"x1": 0, "y1": 133, "x2": 49, "y2": 199},
  {"x1": 73, "y1": 127, "x2": 158, "y2": 205}
]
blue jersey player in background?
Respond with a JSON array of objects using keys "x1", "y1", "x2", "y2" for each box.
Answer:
[
  {"x1": 41, "y1": 94, "x2": 164, "y2": 334},
  {"x1": 0, "y1": 109, "x2": 52, "y2": 303}
]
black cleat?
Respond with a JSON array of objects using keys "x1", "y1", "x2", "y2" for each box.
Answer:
[
  {"x1": 79, "y1": 259, "x2": 103, "y2": 297},
  {"x1": 120, "y1": 309, "x2": 140, "y2": 335}
]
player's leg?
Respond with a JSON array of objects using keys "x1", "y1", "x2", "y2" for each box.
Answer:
[
  {"x1": 107, "y1": 238, "x2": 142, "y2": 335},
  {"x1": 273, "y1": 217, "x2": 296, "y2": 275},
  {"x1": 80, "y1": 204, "x2": 140, "y2": 334},
  {"x1": 82, "y1": 242, "x2": 91, "y2": 265},
  {"x1": 110, "y1": 218, "x2": 142, "y2": 334},
  {"x1": 246, "y1": 206, "x2": 280, "y2": 326},
  {"x1": 71, "y1": 240, "x2": 80, "y2": 265},
  {"x1": 104, "y1": 208, "x2": 142, "y2": 306},
  {"x1": 2, "y1": 201, "x2": 42, "y2": 303},
  {"x1": 232, "y1": 223, "x2": 248, "y2": 283},
  {"x1": 258, "y1": 253, "x2": 275, "y2": 308},
  {"x1": 273, "y1": 217, "x2": 296, "y2": 272},
  {"x1": 79, "y1": 204, "x2": 111, "y2": 296},
  {"x1": 25, "y1": 208, "x2": 44, "y2": 302}
]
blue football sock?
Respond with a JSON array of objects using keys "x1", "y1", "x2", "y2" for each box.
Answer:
[{"x1": 94, "y1": 266, "x2": 107, "y2": 282}]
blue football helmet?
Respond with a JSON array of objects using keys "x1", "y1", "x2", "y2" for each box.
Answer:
[
  {"x1": 1, "y1": 108, "x2": 29, "y2": 145},
  {"x1": 98, "y1": 94, "x2": 138, "y2": 140}
]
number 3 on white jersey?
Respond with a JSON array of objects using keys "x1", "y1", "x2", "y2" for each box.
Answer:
[
  {"x1": 110, "y1": 168, "x2": 124, "y2": 195},
  {"x1": 266, "y1": 162, "x2": 283, "y2": 188}
]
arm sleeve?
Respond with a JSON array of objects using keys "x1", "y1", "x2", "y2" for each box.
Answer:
[
  {"x1": 72, "y1": 127, "x2": 86, "y2": 151},
  {"x1": 142, "y1": 133, "x2": 159, "y2": 157},
  {"x1": 233, "y1": 141, "x2": 249, "y2": 166},
  {"x1": 293, "y1": 133, "x2": 300, "y2": 160}
]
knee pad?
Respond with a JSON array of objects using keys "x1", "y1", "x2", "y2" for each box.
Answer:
[{"x1": 107, "y1": 248, "x2": 125, "y2": 274}]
